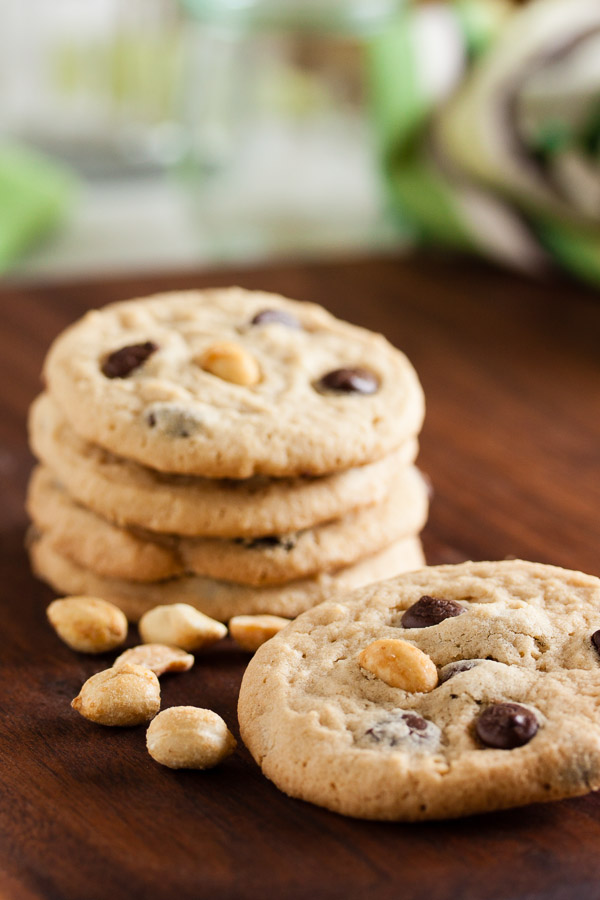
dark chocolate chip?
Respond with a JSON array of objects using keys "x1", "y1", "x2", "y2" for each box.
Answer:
[
  {"x1": 476, "y1": 703, "x2": 538, "y2": 749},
  {"x1": 438, "y1": 659, "x2": 483, "y2": 684},
  {"x1": 401, "y1": 713, "x2": 429, "y2": 734},
  {"x1": 364, "y1": 711, "x2": 438, "y2": 748},
  {"x1": 401, "y1": 595, "x2": 466, "y2": 629},
  {"x1": 146, "y1": 406, "x2": 202, "y2": 438},
  {"x1": 364, "y1": 721, "x2": 394, "y2": 744},
  {"x1": 250, "y1": 309, "x2": 301, "y2": 329},
  {"x1": 234, "y1": 535, "x2": 297, "y2": 552},
  {"x1": 591, "y1": 630, "x2": 600, "y2": 655},
  {"x1": 101, "y1": 341, "x2": 157, "y2": 378},
  {"x1": 315, "y1": 367, "x2": 379, "y2": 395}
]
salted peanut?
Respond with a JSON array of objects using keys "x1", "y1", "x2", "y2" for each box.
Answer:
[
  {"x1": 358, "y1": 639, "x2": 438, "y2": 692},
  {"x1": 47, "y1": 595, "x2": 128, "y2": 654},
  {"x1": 114, "y1": 644, "x2": 194, "y2": 676},
  {"x1": 71, "y1": 663, "x2": 160, "y2": 726},
  {"x1": 138, "y1": 603, "x2": 227, "y2": 651},
  {"x1": 147, "y1": 706, "x2": 236, "y2": 769},
  {"x1": 199, "y1": 341, "x2": 261, "y2": 386},
  {"x1": 229, "y1": 615, "x2": 291, "y2": 652}
]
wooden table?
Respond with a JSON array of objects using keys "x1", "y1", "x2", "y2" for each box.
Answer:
[{"x1": 2, "y1": 254, "x2": 600, "y2": 900}]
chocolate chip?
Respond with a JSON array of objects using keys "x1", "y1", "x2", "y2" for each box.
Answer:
[
  {"x1": 591, "y1": 631, "x2": 600, "y2": 655},
  {"x1": 401, "y1": 595, "x2": 466, "y2": 629},
  {"x1": 315, "y1": 368, "x2": 379, "y2": 395},
  {"x1": 363, "y1": 711, "x2": 440, "y2": 749},
  {"x1": 250, "y1": 309, "x2": 301, "y2": 329},
  {"x1": 401, "y1": 713, "x2": 429, "y2": 734},
  {"x1": 475, "y1": 703, "x2": 538, "y2": 749},
  {"x1": 438, "y1": 659, "x2": 483, "y2": 684},
  {"x1": 234, "y1": 535, "x2": 297, "y2": 552},
  {"x1": 146, "y1": 406, "x2": 202, "y2": 438},
  {"x1": 101, "y1": 341, "x2": 157, "y2": 378}
]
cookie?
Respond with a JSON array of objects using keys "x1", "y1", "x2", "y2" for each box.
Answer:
[
  {"x1": 42, "y1": 288, "x2": 425, "y2": 478},
  {"x1": 28, "y1": 531, "x2": 425, "y2": 622},
  {"x1": 29, "y1": 393, "x2": 418, "y2": 538},
  {"x1": 238, "y1": 559, "x2": 600, "y2": 820},
  {"x1": 27, "y1": 464, "x2": 428, "y2": 586},
  {"x1": 27, "y1": 466, "x2": 181, "y2": 582}
]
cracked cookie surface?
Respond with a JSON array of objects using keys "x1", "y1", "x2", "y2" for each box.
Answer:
[
  {"x1": 42, "y1": 288, "x2": 424, "y2": 478},
  {"x1": 238, "y1": 559, "x2": 600, "y2": 820}
]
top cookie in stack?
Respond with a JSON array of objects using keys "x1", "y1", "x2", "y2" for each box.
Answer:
[{"x1": 27, "y1": 288, "x2": 428, "y2": 622}]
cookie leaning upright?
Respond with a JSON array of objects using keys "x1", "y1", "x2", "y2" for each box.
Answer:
[
  {"x1": 42, "y1": 288, "x2": 424, "y2": 478},
  {"x1": 238, "y1": 559, "x2": 600, "y2": 820}
]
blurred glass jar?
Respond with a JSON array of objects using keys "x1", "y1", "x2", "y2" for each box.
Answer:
[
  {"x1": 177, "y1": 0, "x2": 405, "y2": 259},
  {"x1": 0, "y1": 0, "x2": 185, "y2": 176}
]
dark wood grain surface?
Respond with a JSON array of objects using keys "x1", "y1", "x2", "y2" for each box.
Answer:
[{"x1": 2, "y1": 254, "x2": 600, "y2": 900}]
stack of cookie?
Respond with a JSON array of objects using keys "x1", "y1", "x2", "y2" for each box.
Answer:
[{"x1": 27, "y1": 288, "x2": 428, "y2": 623}]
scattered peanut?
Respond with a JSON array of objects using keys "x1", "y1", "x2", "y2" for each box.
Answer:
[
  {"x1": 71, "y1": 663, "x2": 160, "y2": 726},
  {"x1": 146, "y1": 706, "x2": 237, "y2": 769},
  {"x1": 199, "y1": 341, "x2": 261, "y2": 386},
  {"x1": 114, "y1": 644, "x2": 194, "y2": 676},
  {"x1": 229, "y1": 614, "x2": 291, "y2": 652},
  {"x1": 138, "y1": 604, "x2": 227, "y2": 651},
  {"x1": 47, "y1": 595, "x2": 128, "y2": 654},
  {"x1": 358, "y1": 639, "x2": 438, "y2": 693}
]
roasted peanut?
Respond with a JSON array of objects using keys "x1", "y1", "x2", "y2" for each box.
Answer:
[
  {"x1": 199, "y1": 341, "x2": 260, "y2": 386},
  {"x1": 71, "y1": 663, "x2": 160, "y2": 726},
  {"x1": 358, "y1": 639, "x2": 437, "y2": 692},
  {"x1": 146, "y1": 706, "x2": 236, "y2": 769},
  {"x1": 229, "y1": 614, "x2": 291, "y2": 652},
  {"x1": 114, "y1": 644, "x2": 194, "y2": 676},
  {"x1": 47, "y1": 595, "x2": 127, "y2": 654},
  {"x1": 138, "y1": 604, "x2": 227, "y2": 651}
]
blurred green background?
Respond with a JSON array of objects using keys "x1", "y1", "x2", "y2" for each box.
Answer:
[{"x1": 1, "y1": 0, "x2": 599, "y2": 285}]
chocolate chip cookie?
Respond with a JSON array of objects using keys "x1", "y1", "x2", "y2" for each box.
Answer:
[
  {"x1": 29, "y1": 531, "x2": 425, "y2": 622},
  {"x1": 238, "y1": 559, "x2": 600, "y2": 820},
  {"x1": 27, "y1": 464, "x2": 428, "y2": 586},
  {"x1": 42, "y1": 288, "x2": 424, "y2": 478},
  {"x1": 29, "y1": 393, "x2": 418, "y2": 538}
]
